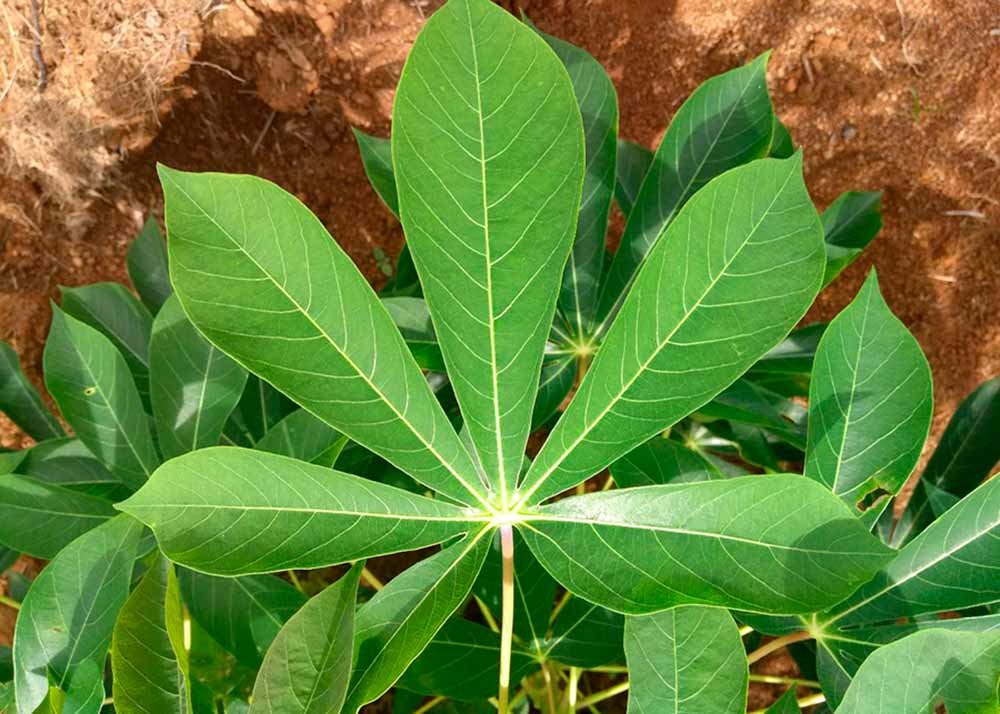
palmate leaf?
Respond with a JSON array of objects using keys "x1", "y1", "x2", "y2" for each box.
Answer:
[
  {"x1": 596, "y1": 52, "x2": 775, "y2": 326},
  {"x1": 804, "y1": 270, "x2": 932, "y2": 519},
  {"x1": 824, "y1": 474, "x2": 1000, "y2": 629},
  {"x1": 127, "y1": 216, "x2": 173, "y2": 312},
  {"x1": 533, "y1": 21, "x2": 619, "y2": 339},
  {"x1": 0, "y1": 474, "x2": 116, "y2": 558},
  {"x1": 119, "y1": 447, "x2": 482, "y2": 575},
  {"x1": 624, "y1": 606, "x2": 747, "y2": 714},
  {"x1": 614, "y1": 140, "x2": 653, "y2": 218},
  {"x1": 392, "y1": 0, "x2": 584, "y2": 505},
  {"x1": 43, "y1": 307, "x2": 158, "y2": 491},
  {"x1": 249, "y1": 563, "x2": 362, "y2": 714},
  {"x1": 111, "y1": 554, "x2": 191, "y2": 714},
  {"x1": 60, "y1": 283, "x2": 154, "y2": 404},
  {"x1": 398, "y1": 618, "x2": 535, "y2": 701},
  {"x1": 344, "y1": 532, "x2": 490, "y2": 712},
  {"x1": 520, "y1": 475, "x2": 892, "y2": 615},
  {"x1": 256, "y1": 408, "x2": 346, "y2": 466},
  {"x1": 178, "y1": 569, "x2": 306, "y2": 667},
  {"x1": 517, "y1": 155, "x2": 825, "y2": 506},
  {"x1": 835, "y1": 629, "x2": 1000, "y2": 714},
  {"x1": 893, "y1": 375, "x2": 1000, "y2": 546},
  {"x1": 13, "y1": 514, "x2": 144, "y2": 714},
  {"x1": 150, "y1": 294, "x2": 248, "y2": 459},
  {"x1": 0, "y1": 341, "x2": 64, "y2": 440},
  {"x1": 158, "y1": 166, "x2": 487, "y2": 508}
]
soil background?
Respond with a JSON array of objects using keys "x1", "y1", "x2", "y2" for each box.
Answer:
[{"x1": 0, "y1": 0, "x2": 998, "y2": 711}]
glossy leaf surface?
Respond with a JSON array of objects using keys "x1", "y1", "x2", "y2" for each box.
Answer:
[
  {"x1": 159, "y1": 165, "x2": 485, "y2": 507},
  {"x1": 597, "y1": 53, "x2": 775, "y2": 323},
  {"x1": 393, "y1": 0, "x2": 584, "y2": 503},
  {"x1": 522, "y1": 476, "x2": 892, "y2": 614},
  {"x1": 353, "y1": 129, "x2": 399, "y2": 217},
  {"x1": 625, "y1": 606, "x2": 747, "y2": 714},
  {"x1": 13, "y1": 515, "x2": 143, "y2": 714},
  {"x1": 44, "y1": 307, "x2": 158, "y2": 490},
  {"x1": 127, "y1": 216, "x2": 173, "y2": 312},
  {"x1": 0, "y1": 341, "x2": 64, "y2": 440},
  {"x1": 345, "y1": 533, "x2": 490, "y2": 712},
  {"x1": 805, "y1": 270, "x2": 932, "y2": 514},
  {"x1": 821, "y1": 191, "x2": 882, "y2": 287},
  {"x1": 111, "y1": 555, "x2": 191, "y2": 714},
  {"x1": 519, "y1": 155, "x2": 824, "y2": 505},
  {"x1": 249, "y1": 563, "x2": 362, "y2": 714}
]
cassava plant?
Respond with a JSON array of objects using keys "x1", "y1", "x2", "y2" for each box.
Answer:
[{"x1": 3, "y1": 1, "x2": 999, "y2": 712}]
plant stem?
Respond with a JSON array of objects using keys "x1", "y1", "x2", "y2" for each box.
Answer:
[
  {"x1": 286, "y1": 569, "x2": 305, "y2": 593},
  {"x1": 498, "y1": 524, "x2": 515, "y2": 714},
  {"x1": 739, "y1": 624, "x2": 754, "y2": 637},
  {"x1": 567, "y1": 666, "x2": 581, "y2": 710},
  {"x1": 361, "y1": 567, "x2": 384, "y2": 591},
  {"x1": 412, "y1": 695, "x2": 445, "y2": 714},
  {"x1": 541, "y1": 662, "x2": 557, "y2": 714},
  {"x1": 0, "y1": 594, "x2": 21, "y2": 611},
  {"x1": 474, "y1": 594, "x2": 501, "y2": 633},
  {"x1": 749, "y1": 674, "x2": 821, "y2": 688},
  {"x1": 575, "y1": 680, "x2": 629, "y2": 710},
  {"x1": 549, "y1": 589, "x2": 572, "y2": 624},
  {"x1": 746, "y1": 631, "x2": 812, "y2": 665}
]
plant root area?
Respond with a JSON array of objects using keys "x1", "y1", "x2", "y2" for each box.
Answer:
[{"x1": 1, "y1": 0, "x2": 998, "y2": 711}]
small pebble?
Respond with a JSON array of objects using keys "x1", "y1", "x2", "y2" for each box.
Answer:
[{"x1": 841, "y1": 124, "x2": 858, "y2": 140}]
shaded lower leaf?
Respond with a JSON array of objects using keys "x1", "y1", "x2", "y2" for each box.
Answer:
[
  {"x1": 121, "y1": 447, "x2": 482, "y2": 575},
  {"x1": 522, "y1": 476, "x2": 892, "y2": 615},
  {"x1": 344, "y1": 532, "x2": 490, "y2": 712},
  {"x1": 0, "y1": 474, "x2": 116, "y2": 558},
  {"x1": 821, "y1": 191, "x2": 882, "y2": 288},
  {"x1": 111, "y1": 554, "x2": 191, "y2": 714},
  {"x1": 249, "y1": 563, "x2": 362, "y2": 714},
  {"x1": 531, "y1": 354, "x2": 575, "y2": 430},
  {"x1": 625, "y1": 606, "x2": 747, "y2": 714},
  {"x1": 0, "y1": 341, "x2": 64, "y2": 440},
  {"x1": 381, "y1": 297, "x2": 444, "y2": 371},
  {"x1": 612, "y1": 434, "x2": 722, "y2": 487},
  {"x1": 613, "y1": 140, "x2": 653, "y2": 218},
  {"x1": 178, "y1": 570, "x2": 306, "y2": 667},
  {"x1": 128, "y1": 216, "x2": 172, "y2": 313},
  {"x1": 13, "y1": 515, "x2": 143, "y2": 714},
  {"x1": 544, "y1": 597, "x2": 624, "y2": 667},
  {"x1": 15, "y1": 438, "x2": 126, "y2": 500},
  {"x1": 256, "y1": 408, "x2": 346, "y2": 466},
  {"x1": 765, "y1": 688, "x2": 802, "y2": 713},
  {"x1": 835, "y1": 629, "x2": 1000, "y2": 713},
  {"x1": 352, "y1": 128, "x2": 398, "y2": 218}
]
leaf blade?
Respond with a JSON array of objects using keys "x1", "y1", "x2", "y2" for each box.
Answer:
[{"x1": 0, "y1": 341, "x2": 64, "y2": 440}]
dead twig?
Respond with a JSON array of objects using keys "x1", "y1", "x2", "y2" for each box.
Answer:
[
  {"x1": 28, "y1": 0, "x2": 46, "y2": 91},
  {"x1": 251, "y1": 110, "x2": 277, "y2": 155}
]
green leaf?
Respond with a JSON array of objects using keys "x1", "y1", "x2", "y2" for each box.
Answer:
[
  {"x1": 158, "y1": 165, "x2": 486, "y2": 509},
  {"x1": 151, "y1": 294, "x2": 248, "y2": 459},
  {"x1": 596, "y1": 53, "x2": 775, "y2": 324},
  {"x1": 224, "y1": 376, "x2": 296, "y2": 447},
  {"x1": 14, "y1": 438, "x2": 126, "y2": 500},
  {"x1": 0, "y1": 474, "x2": 116, "y2": 558},
  {"x1": 179, "y1": 570, "x2": 306, "y2": 667},
  {"x1": 518, "y1": 155, "x2": 825, "y2": 506},
  {"x1": 381, "y1": 297, "x2": 445, "y2": 371},
  {"x1": 119, "y1": 447, "x2": 482, "y2": 575},
  {"x1": 746, "y1": 323, "x2": 826, "y2": 397},
  {"x1": 398, "y1": 618, "x2": 534, "y2": 701},
  {"x1": 625, "y1": 606, "x2": 747, "y2": 714},
  {"x1": 521, "y1": 475, "x2": 892, "y2": 615},
  {"x1": 473, "y1": 530, "x2": 556, "y2": 650},
  {"x1": 611, "y1": 435, "x2": 722, "y2": 487},
  {"x1": 544, "y1": 598, "x2": 624, "y2": 667},
  {"x1": 531, "y1": 354, "x2": 575, "y2": 430},
  {"x1": 893, "y1": 375, "x2": 1000, "y2": 546},
  {"x1": 765, "y1": 689, "x2": 802, "y2": 714},
  {"x1": 821, "y1": 192, "x2": 882, "y2": 288},
  {"x1": 768, "y1": 116, "x2": 795, "y2": 159},
  {"x1": 128, "y1": 216, "x2": 173, "y2": 312},
  {"x1": 824, "y1": 474, "x2": 1000, "y2": 628},
  {"x1": 352, "y1": 129, "x2": 399, "y2": 217},
  {"x1": 698, "y1": 378, "x2": 806, "y2": 450},
  {"x1": 805, "y1": 270, "x2": 932, "y2": 516},
  {"x1": 392, "y1": 0, "x2": 585, "y2": 505},
  {"x1": 13, "y1": 515, "x2": 143, "y2": 714},
  {"x1": 256, "y1": 408, "x2": 346, "y2": 466},
  {"x1": 344, "y1": 532, "x2": 490, "y2": 712},
  {"x1": 835, "y1": 629, "x2": 1000, "y2": 714},
  {"x1": 0, "y1": 341, "x2": 64, "y2": 440},
  {"x1": 60, "y1": 283, "x2": 154, "y2": 404},
  {"x1": 111, "y1": 555, "x2": 192, "y2": 714},
  {"x1": 249, "y1": 563, "x2": 362, "y2": 714},
  {"x1": 43, "y1": 307, "x2": 158, "y2": 490},
  {"x1": 534, "y1": 23, "x2": 619, "y2": 338},
  {"x1": 614, "y1": 140, "x2": 653, "y2": 218}
]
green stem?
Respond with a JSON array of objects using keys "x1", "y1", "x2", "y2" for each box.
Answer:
[
  {"x1": 361, "y1": 567, "x2": 384, "y2": 591},
  {"x1": 412, "y1": 695, "x2": 445, "y2": 714},
  {"x1": 575, "y1": 680, "x2": 629, "y2": 710},
  {"x1": 286, "y1": 569, "x2": 305, "y2": 594},
  {"x1": 498, "y1": 524, "x2": 515, "y2": 714},
  {"x1": 0, "y1": 594, "x2": 21, "y2": 611},
  {"x1": 749, "y1": 674, "x2": 821, "y2": 688},
  {"x1": 746, "y1": 631, "x2": 812, "y2": 665},
  {"x1": 567, "y1": 666, "x2": 581, "y2": 710}
]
